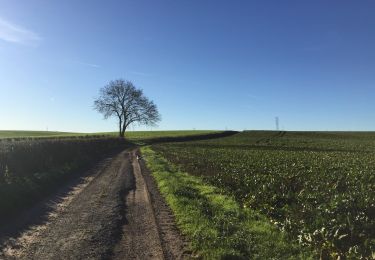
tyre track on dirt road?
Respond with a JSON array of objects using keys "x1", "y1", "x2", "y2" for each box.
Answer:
[
  {"x1": 138, "y1": 151, "x2": 192, "y2": 259},
  {"x1": 113, "y1": 150, "x2": 190, "y2": 259},
  {"x1": 113, "y1": 151, "x2": 164, "y2": 259}
]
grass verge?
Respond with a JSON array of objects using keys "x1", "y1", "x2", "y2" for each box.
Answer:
[{"x1": 141, "y1": 146, "x2": 314, "y2": 259}]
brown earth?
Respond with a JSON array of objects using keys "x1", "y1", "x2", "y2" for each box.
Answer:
[{"x1": 0, "y1": 149, "x2": 190, "y2": 260}]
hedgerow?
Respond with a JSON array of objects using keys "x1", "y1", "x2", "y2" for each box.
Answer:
[{"x1": 0, "y1": 137, "x2": 130, "y2": 220}]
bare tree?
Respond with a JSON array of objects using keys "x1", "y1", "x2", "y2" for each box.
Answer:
[{"x1": 94, "y1": 79, "x2": 161, "y2": 137}]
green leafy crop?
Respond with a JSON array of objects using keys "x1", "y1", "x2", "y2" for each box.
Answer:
[{"x1": 152, "y1": 131, "x2": 375, "y2": 259}]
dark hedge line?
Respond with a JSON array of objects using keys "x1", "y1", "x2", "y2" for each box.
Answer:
[
  {"x1": 0, "y1": 137, "x2": 131, "y2": 220},
  {"x1": 0, "y1": 134, "x2": 110, "y2": 143},
  {"x1": 142, "y1": 131, "x2": 238, "y2": 144}
]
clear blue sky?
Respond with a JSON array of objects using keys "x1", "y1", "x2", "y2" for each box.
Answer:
[{"x1": 1, "y1": 1, "x2": 375, "y2": 132}]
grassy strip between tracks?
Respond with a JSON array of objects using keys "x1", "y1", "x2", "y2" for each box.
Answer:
[{"x1": 141, "y1": 146, "x2": 313, "y2": 259}]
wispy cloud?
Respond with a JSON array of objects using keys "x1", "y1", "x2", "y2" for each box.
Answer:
[
  {"x1": 0, "y1": 17, "x2": 41, "y2": 45},
  {"x1": 76, "y1": 61, "x2": 101, "y2": 68},
  {"x1": 129, "y1": 70, "x2": 152, "y2": 77}
]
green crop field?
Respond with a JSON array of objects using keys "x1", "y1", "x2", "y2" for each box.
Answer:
[
  {"x1": 0, "y1": 131, "x2": 81, "y2": 138},
  {"x1": 0, "y1": 130, "x2": 219, "y2": 141},
  {"x1": 151, "y1": 131, "x2": 375, "y2": 259},
  {"x1": 123, "y1": 130, "x2": 219, "y2": 140}
]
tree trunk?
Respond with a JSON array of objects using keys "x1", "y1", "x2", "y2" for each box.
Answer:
[
  {"x1": 119, "y1": 118, "x2": 123, "y2": 137},
  {"x1": 120, "y1": 121, "x2": 126, "y2": 138},
  {"x1": 120, "y1": 128, "x2": 126, "y2": 138}
]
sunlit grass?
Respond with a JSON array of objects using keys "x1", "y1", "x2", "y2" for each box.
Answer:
[{"x1": 141, "y1": 146, "x2": 313, "y2": 259}]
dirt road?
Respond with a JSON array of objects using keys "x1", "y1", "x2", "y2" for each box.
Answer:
[{"x1": 0, "y1": 149, "x2": 189, "y2": 259}]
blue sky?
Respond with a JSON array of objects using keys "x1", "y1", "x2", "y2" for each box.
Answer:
[{"x1": 0, "y1": 1, "x2": 375, "y2": 132}]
